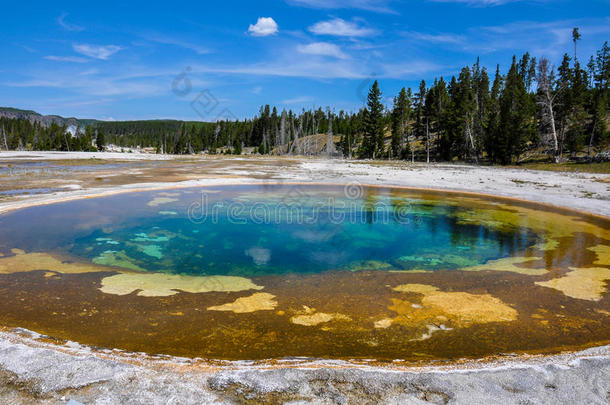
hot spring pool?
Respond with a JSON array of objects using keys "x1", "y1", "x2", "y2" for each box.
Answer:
[{"x1": 0, "y1": 184, "x2": 608, "y2": 361}]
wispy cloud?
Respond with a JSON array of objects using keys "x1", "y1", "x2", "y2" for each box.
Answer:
[
  {"x1": 297, "y1": 42, "x2": 348, "y2": 59},
  {"x1": 191, "y1": 59, "x2": 367, "y2": 79},
  {"x1": 282, "y1": 96, "x2": 314, "y2": 104},
  {"x1": 287, "y1": 0, "x2": 395, "y2": 13},
  {"x1": 429, "y1": 0, "x2": 527, "y2": 6},
  {"x1": 17, "y1": 44, "x2": 37, "y2": 53},
  {"x1": 44, "y1": 55, "x2": 89, "y2": 63},
  {"x1": 7, "y1": 76, "x2": 165, "y2": 97},
  {"x1": 142, "y1": 33, "x2": 211, "y2": 54},
  {"x1": 248, "y1": 17, "x2": 279, "y2": 37},
  {"x1": 4, "y1": 66, "x2": 181, "y2": 98},
  {"x1": 473, "y1": 18, "x2": 610, "y2": 57},
  {"x1": 73, "y1": 44, "x2": 123, "y2": 60},
  {"x1": 309, "y1": 18, "x2": 378, "y2": 37},
  {"x1": 406, "y1": 31, "x2": 466, "y2": 44},
  {"x1": 57, "y1": 12, "x2": 84, "y2": 32},
  {"x1": 380, "y1": 60, "x2": 445, "y2": 78}
]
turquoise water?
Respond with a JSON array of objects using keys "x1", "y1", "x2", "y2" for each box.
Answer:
[{"x1": 0, "y1": 185, "x2": 539, "y2": 276}]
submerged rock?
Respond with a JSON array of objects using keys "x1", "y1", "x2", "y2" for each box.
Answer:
[
  {"x1": 535, "y1": 267, "x2": 610, "y2": 301},
  {"x1": 0, "y1": 249, "x2": 114, "y2": 274},
  {"x1": 290, "y1": 312, "x2": 352, "y2": 326},
  {"x1": 99, "y1": 272, "x2": 264, "y2": 297},
  {"x1": 92, "y1": 250, "x2": 146, "y2": 272},
  {"x1": 146, "y1": 197, "x2": 178, "y2": 207},
  {"x1": 387, "y1": 283, "x2": 518, "y2": 340},
  {"x1": 207, "y1": 292, "x2": 277, "y2": 313}
]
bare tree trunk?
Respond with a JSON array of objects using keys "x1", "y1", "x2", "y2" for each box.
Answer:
[
  {"x1": 588, "y1": 117, "x2": 597, "y2": 158},
  {"x1": 1, "y1": 125, "x2": 8, "y2": 151},
  {"x1": 465, "y1": 118, "x2": 478, "y2": 164},
  {"x1": 537, "y1": 58, "x2": 560, "y2": 163},
  {"x1": 348, "y1": 134, "x2": 352, "y2": 159},
  {"x1": 541, "y1": 83, "x2": 559, "y2": 162},
  {"x1": 548, "y1": 101, "x2": 559, "y2": 162},
  {"x1": 411, "y1": 136, "x2": 414, "y2": 163},
  {"x1": 327, "y1": 112, "x2": 333, "y2": 158},
  {"x1": 426, "y1": 118, "x2": 430, "y2": 164},
  {"x1": 559, "y1": 123, "x2": 565, "y2": 162}
]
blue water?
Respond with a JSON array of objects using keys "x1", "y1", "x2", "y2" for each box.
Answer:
[{"x1": 36, "y1": 185, "x2": 539, "y2": 276}]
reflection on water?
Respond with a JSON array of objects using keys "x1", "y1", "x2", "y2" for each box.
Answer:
[
  {"x1": 0, "y1": 184, "x2": 608, "y2": 361},
  {"x1": 0, "y1": 185, "x2": 541, "y2": 276}
]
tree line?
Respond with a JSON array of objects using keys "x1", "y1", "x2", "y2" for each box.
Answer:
[
  {"x1": 362, "y1": 40, "x2": 609, "y2": 164},
  {"x1": 0, "y1": 118, "x2": 99, "y2": 152},
  {"x1": 1, "y1": 39, "x2": 608, "y2": 164}
]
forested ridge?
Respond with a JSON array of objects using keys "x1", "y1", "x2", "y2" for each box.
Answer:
[{"x1": 1, "y1": 40, "x2": 609, "y2": 165}]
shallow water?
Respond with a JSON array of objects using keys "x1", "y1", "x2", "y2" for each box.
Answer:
[{"x1": 0, "y1": 184, "x2": 608, "y2": 361}]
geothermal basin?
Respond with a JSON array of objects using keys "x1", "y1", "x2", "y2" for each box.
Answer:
[{"x1": 0, "y1": 183, "x2": 609, "y2": 362}]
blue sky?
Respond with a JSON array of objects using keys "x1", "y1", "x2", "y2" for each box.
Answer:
[{"x1": 1, "y1": 0, "x2": 609, "y2": 121}]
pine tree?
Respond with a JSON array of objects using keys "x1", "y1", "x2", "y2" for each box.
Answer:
[
  {"x1": 391, "y1": 87, "x2": 410, "y2": 159},
  {"x1": 498, "y1": 57, "x2": 530, "y2": 164},
  {"x1": 439, "y1": 77, "x2": 456, "y2": 160},
  {"x1": 454, "y1": 67, "x2": 476, "y2": 161},
  {"x1": 360, "y1": 80, "x2": 384, "y2": 159},
  {"x1": 588, "y1": 42, "x2": 610, "y2": 152},
  {"x1": 595, "y1": 42, "x2": 609, "y2": 96},
  {"x1": 413, "y1": 80, "x2": 427, "y2": 155},
  {"x1": 555, "y1": 54, "x2": 573, "y2": 157},
  {"x1": 565, "y1": 61, "x2": 588, "y2": 154},
  {"x1": 424, "y1": 79, "x2": 448, "y2": 161},
  {"x1": 572, "y1": 28, "x2": 581, "y2": 61},
  {"x1": 96, "y1": 129, "x2": 105, "y2": 152},
  {"x1": 473, "y1": 66, "x2": 490, "y2": 161}
]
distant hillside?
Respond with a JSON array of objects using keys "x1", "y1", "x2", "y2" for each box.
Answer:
[
  {"x1": 0, "y1": 107, "x2": 98, "y2": 128},
  {"x1": 273, "y1": 133, "x2": 342, "y2": 156}
]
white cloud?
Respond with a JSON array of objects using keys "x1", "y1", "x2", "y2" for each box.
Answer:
[
  {"x1": 309, "y1": 18, "x2": 378, "y2": 37},
  {"x1": 297, "y1": 42, "x2": 348, "y2": 59},
  {"x1": 248, "y1": 17, "x2": 279, "y2": 37},
  {"x1": 57, "y1": 13, "x2": 83, "y2": 32},
  {"x1": 73, "y1": 44, "x2": 123, "y2": 60},
  {"x1": 44, "y1": 55, "x2": 89, "y2": 63}
]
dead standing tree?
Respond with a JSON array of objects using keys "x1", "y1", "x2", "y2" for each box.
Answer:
[
  {"x1": 1, "y1": 124, "x2": 8, "y2": 150},
  {"x1": 537, "y1": 58, "x2": 560, "y2": 163}
]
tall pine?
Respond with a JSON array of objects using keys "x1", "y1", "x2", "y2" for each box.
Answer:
[
  {"x1": 391, "y1": 87, "x2": 411, "y2": 159},
  {"x1": 497, "y1": 57, "x2": 530, "y2": 164},
  {"x1": 360, "y1": 80, "x2": 384, "y2": 159}
]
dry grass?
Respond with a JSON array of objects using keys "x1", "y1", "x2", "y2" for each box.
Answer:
[{"x1": 512, "y1": 161, "x2": 610, "y2": 174}]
